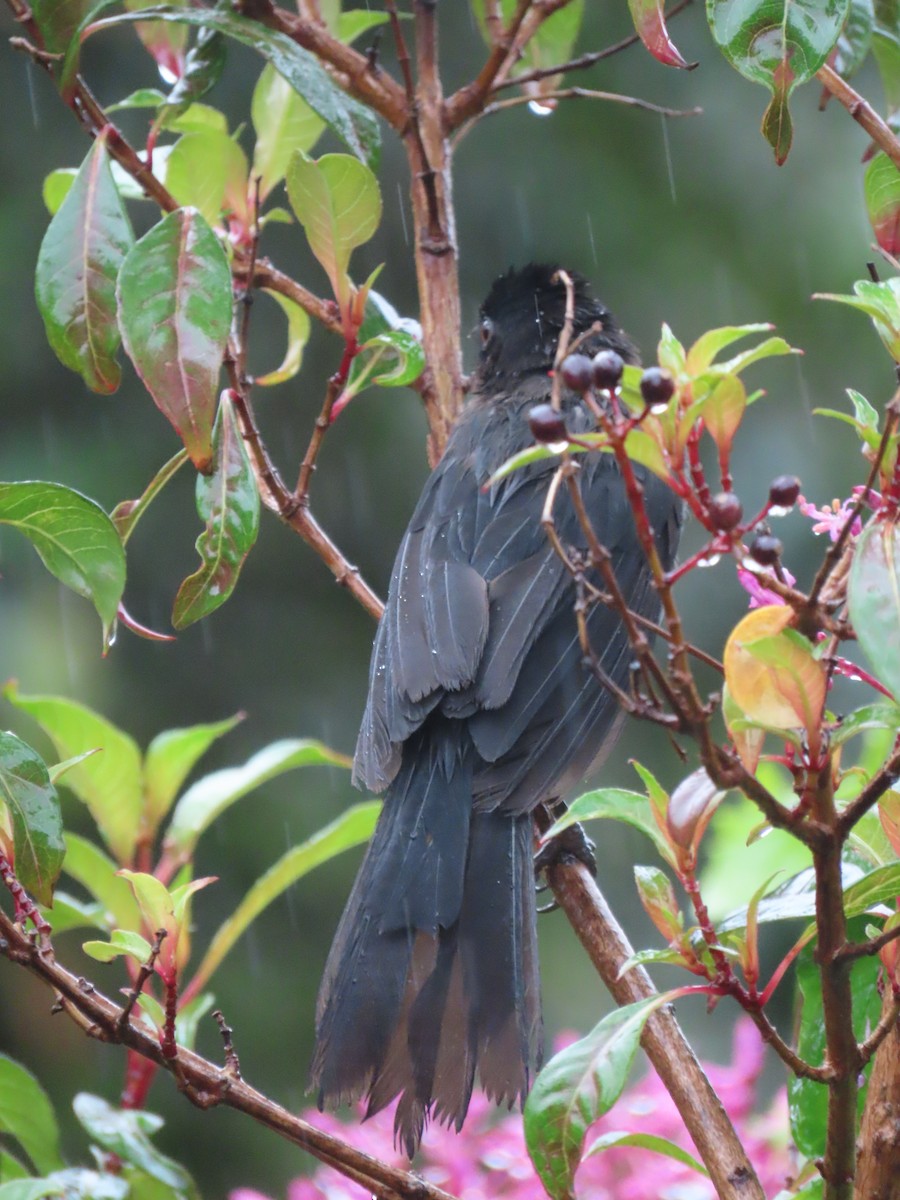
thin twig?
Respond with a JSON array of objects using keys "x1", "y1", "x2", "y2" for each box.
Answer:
[
  {"x1": 117, "y1": 929, "x2": 166, "y2": 1033},
  {"x1": 837, "y1": 921, "x2": 900, "y2": 963},
  {"x1": 859, "y1": 995, "x2": 900, "y2": 1067},
  {"x1": 0, "y1": 912, "x2": 453, "y2": 1200},
  {"x1": 836, "y1": 735, "x2": 900, "y2": 836},
  {"x1": 817, "y1": 63, "x2": 900, "y2": 173},
  {"x1": 480, "y1": 88, "x2": 702, "y2": 120}
]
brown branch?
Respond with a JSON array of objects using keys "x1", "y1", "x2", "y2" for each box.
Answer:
[
  {"x1": 229, "y1": 388, "x2": 384, "y2": 620},
  {"x1": 540, "y1": 850, "x2": 766, "y2": 1200},
  {"x1": 837, "y1": 921, "x2": 900, "y2": 964},
  {"x1": 855, "y1": 988, "x2": 900, "y2": 1199},
  {"x1": 817, "y1": 63, "x2": 900, "y2": 173},
  {"x1": 444, "y1": 0, "x2": 534, "y2": 130},
  {"x1": 249, "y1": 260, "x2": 343, "y2": 337},
  {"x1": 238, "y1": 0, "x2": 408, "y2": 131},
  {"x1": 859, "y1": 994, "x2": 900, "y2": 1068},
  {"x1": 744, "y1": 1007, "x2": 831, "y2": 1082},
  {"x1": 0, "y1": 912, "x2": 453, "y2": 1200},
  {"x1": 836, "y1": 735, "x2": 900, "y2": 836}
]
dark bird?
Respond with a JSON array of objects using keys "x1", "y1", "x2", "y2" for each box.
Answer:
[{"x1": 311, "y1": 264, "x2": 682, "y2": 1154}]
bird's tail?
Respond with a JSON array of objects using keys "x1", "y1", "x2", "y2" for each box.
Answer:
[{"x1": 310, "y1": 731, "x2": 542, "y2": 1155}]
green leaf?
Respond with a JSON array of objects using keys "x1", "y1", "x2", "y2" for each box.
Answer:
[
  {"x1": 164, "y1": 738, "x2": 350, "y2": 857},
  {"x1": 251, "y1": 63, "x2": 325, "y2": 202},
  {"x1": 124, "y1": 0, "x2": 187, "y2": 80},
  {"x1": 707, "y1": 0, "x2": 849, "y2": 161},
  {"x1": 62, "y1": 833, "x2": 142, "y2": 930},
  {"x1": 0, "y1": 733, "x2": 64, "y2": 908},
  {"x1": 718, "y1": 335, "x2": 799, "y2": 375},
  {"x1": 35, "y1": 132, "x2": 134, "y2": 393},
  {"x1": 112, "y1": 449, "x2": 190, "y2": 545},
  {"x1": 789, "y1": 925, "x2": 881, "y2": 1157},
  {"x1": 0, "y1": 1056, "x2": 62, "y2": 1174},
  {"x1": 116, "y1": 870, "x2": 173, "y2": 937},
  {"x1": 32, "y1": 0, "x2": 96, "y2": 54},
  {"x1": 84, "y1": 7, "x2": 379, "y2": 166},
  {"x1": 286, "y1": 151, "x2": 382, "y2": 309},
  {"x1": 866, "y1": 152, "x2": 900, "y2": 254},
  {"x1": 831, "y1": 700, "x2": 900, "y2": 746},
  {"x1": 627, "y1": 0, "x2": 690, "y2": 67},
  {"x1": 172, "y1": 394, "x2": 260, "y2": 628},
  {"x1": 160, "y1": 26, "x2": 226, "y2": 119},
  {"x1": 337, "y1": 9, "x2": 390, "y2": 43},
  {"x1": 0, "y1": 1152, "x2": 30, "y2": 1183},
  {"x1": 542, "y1": 788, "x2": 675, "y2": 869},
  {"x1": 192, "y1": 800, "x2": 379, "y2": 989},
  {"x1": 685, "y1": 323, "x2": 773, "y2": 374},
  {"x1": 143, "y1": 714, "x2": 243, "y2": 833},
  {"x1": 0, "y1": 482, "x2": 125, "y2": 648},
  {"x1": 848, "y1": 519, "x2": 900, "y2": 699},
  {"x1": 117, "y1": 208, "x2": 232, "y2": 472},
  {"x1": 43, "y1": 1168, "x2": 128, "y2": 1200},
  {"x1": 164, "y1": 131, "x2": 247, "y2": 228},
  {"x1": 40, "y1": 892, "x2": 107, "y2": 935},
  {"x1": 815, "y1": 277, "x2": 900, "y2": 361},
  {"x1": 835, "y1": 0, "x2": 875, "y2": 76},
  {"x1": 256, "y1": 291, "x2": 312, "y2": 387},
  {"x1": 352, "y1": 329, "x2": 425, "y2": 390},
  {"x1": 71, "y1": 1097, "x2": 194, "y2": 1193},
  {"x1": 524, "y1": 993, "x2": 687, "y2": 1199},
  {"x1": 584, "y1": 1129, "x2": 708, "y2": 1176},
  {"x1": 82, "y1": 928, "x2": 154, "y2": 964},
  {"x1": 42, "y1": 169, "x2": 78, "y2": 216},
  {"x1": 634, "y1": 864, "x2": 683, "y2": 941},
  {"x1": 4, "y1": 687, "x2": 142, "y2": 864},
  {"x1": 873, "y1": 0, "x2": 900, "y2": 117},
  {"x1": 0, "y1": 1182, "x2": 63, "y2": 1200},
  {"x1": 657, "y1": 323, "x2": 686, "y2": 375}
]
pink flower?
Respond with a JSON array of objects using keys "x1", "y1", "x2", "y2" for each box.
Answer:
[
  {"x1": 797, "y1": 495, "x2": 862, "y2": 542},
  {"x1": 232, "y1": 1019, "x2": 791, "y2": 1200},
  {"x1": 737, "y1": 566, "x2": 796, "y2": 609}
]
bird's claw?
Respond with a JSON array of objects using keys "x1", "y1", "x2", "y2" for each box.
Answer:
[{"x1": 533, "y1": 821, "x2": 597, "y2": 913}]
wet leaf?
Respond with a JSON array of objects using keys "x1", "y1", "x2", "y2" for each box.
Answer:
[
  {"x1": 117, "y1": 208, "x2": 232, "y2": 471},
  {"x1": 834, "y1": 0, "x2": 875, "y2": 76},
  {"x1": 628, "y1": 0, "x2": 691, "y2": 67},
  {"x1": 35, "y1": 132, "x2": 133, "y2": 393},
  {"x1": 161, "y1": 25, "x2": 226, "y2": 118},
  {"x1": 4, "y1": 686, "x2": 142, "y2": 865},
  {"x1": 192, "y1": 801, "x2": 379, "y2": 989},
  {"x1": 707, "y1": 0, "x2": 849, "y2": 161},
  {"x1": 125, "y1": 0, "x2": 187, "y2": 79},
  {"x1": 524, "y1": 992, "x2": 690, "y2": 1199},
  {"x1": 873, "y1": 0, "x2": 900, "y2": 117},
  {"x1": 0, "y1": 733, "x2": 64, "y2": 908},
  {"x1": 849, "y1": 518, "x2": 900, "y2": 697},
  {"x1": 0, "y1": 482, "x2": 125, "y2": 649},
  {"x1": 164, "y1": 738, "x2": 350, "y2": 857},
  {"x1": 84, "y1": 7, "x2": 380, "y2": 165},
  {"x1": 172, "y1": 394, "x2": 260, "y2": 628},
  {"x1": 0, "y1": 1179, "x2": 62, "y2": 1200},
  {"x1": 0, "y1": 1056, "x2": 62, "y2": 1173},
  {"x1": 71, "y1": 1097, "x2": 193, "y2": 1192},
  {"x1": 287, "y1": 151, "x2": 382, "y2": 312},
  {"x1": 256, "y1": 291, "x2": 312, "y2": 387},
  {"x1": 866, "y1": 152, "x2": 900, "y2": 254},
  {"x1": 666, "y1": 769, "x2": 724, "y2": 868},
  {"x1": 722, "y1": 684, "x2": 766, "y2": 773},
  {"x1": 251, "y1": 63, "x2": 325, "y2": 201}
]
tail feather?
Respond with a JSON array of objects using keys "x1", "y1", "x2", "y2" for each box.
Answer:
[{"x1": 311, "y1": 732, "x2": 542, "y2": 1155}]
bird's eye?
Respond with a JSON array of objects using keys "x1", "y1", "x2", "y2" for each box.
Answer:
[{"x1": 480, "y1": 317, "x2": 494, "y2": 345}]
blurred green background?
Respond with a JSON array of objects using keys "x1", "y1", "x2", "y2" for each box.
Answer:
[{"x1": 0, "y1": 2, "x2": 893, "y2": 1196}]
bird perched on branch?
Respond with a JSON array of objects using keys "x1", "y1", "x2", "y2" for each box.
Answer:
[{"x1": 311, "y1": 263, "x2": 682, "y2": 1155}]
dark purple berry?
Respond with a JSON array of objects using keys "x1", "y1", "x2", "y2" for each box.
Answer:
[
  {"x1": 640, "y1": 366, "x2": 675, "y2": 407},
  {"x1": 560, "y1": 353, "x2": 594, "y2": 393},
  {"x1": 709, "y1": 492, "x2": 743, "y2": 532},
  {"x1": 591, "y1": 349, "x2": 625, "y2": 391},
  {"x1": 528, "y1": 403, "x2": 568, "y2": 444},
  {"x1": 748, "y1": 532, "x2": 783, "y2": 566},
  {"x1": 769, "y1": 475, "x2": 801, "y2": 509}
]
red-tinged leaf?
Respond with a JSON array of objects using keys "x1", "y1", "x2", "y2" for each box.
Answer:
[
  {"x1": 117, "y1": 208, "x2": 232, "y2": 470},
  {"x1": 866, "y1": 152, "x2": 900, "y2": 256},
  {"x1": 634, "y1": 864, "x2": 683, "y2": 942},
  {"x1": 0, "y1": 733, "x2": 65, "y2": 908},
  {"x1": 878, "y1": 789, "x2": 900, "y2": 857},
  {"x1": 627, "y1": 0, "x2": 691, "y2": 67},
  {"x1": 724, "y1": 606, "x2": 826, "y2": 735},
  {"x1": 722, "y1": 684, "x2": 766, "y2": 773},
  {"x1": 32, "y1": 0, "x2": 96, "y2": 54},
  {"x1": 125, "y1": 0, "x2": 187, "y2": 79},
  {"x1": 523, "y1": 991, "x2": 696, "y2": 1199},
  {"x1": 35, "y1": 131, "x2": 134, "y2": 394},
  {"x1": 666, "y1": 768, "x2": 724, "y2": 869},
  {"x1": 116, "y1": 601, "x2": 176, "y2": 643},
  {"x1": 742, "y1": 870, "x2": 782, "y2": 985},
  {"x1": 172, "y1": 393, "x2": 260, "y2": 628},
  {"x1": 848, "y1": 518, "x2": 900, "y2": 699}
]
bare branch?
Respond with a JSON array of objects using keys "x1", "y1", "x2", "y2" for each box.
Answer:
[{"x1": 817, "y1": 63, "x2": 900, "y2": 173}]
